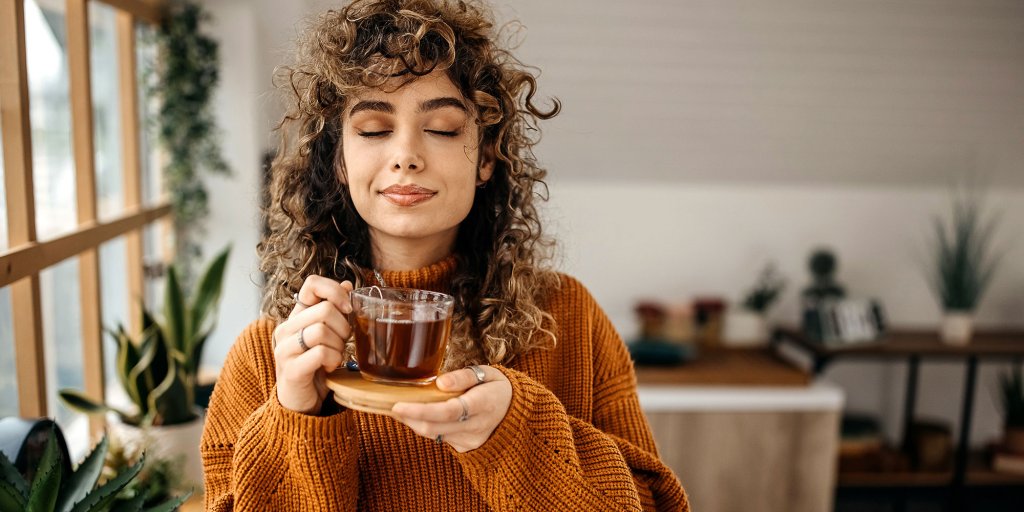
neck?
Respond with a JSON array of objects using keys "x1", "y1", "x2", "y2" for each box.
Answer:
[{"x1": 369, "y1": 229, "x2": 457, "y2": 272}]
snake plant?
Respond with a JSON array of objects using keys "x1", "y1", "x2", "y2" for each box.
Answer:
[
  {"x1": 59, "y1": 247, "x2": 230, "y2": 426},
  {"x1": 0, "y1": 426, "x2": 189, "y2": 512}
]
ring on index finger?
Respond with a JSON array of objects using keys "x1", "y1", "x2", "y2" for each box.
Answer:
[
  {"x1": 293, "y1": 292, "x2": 313, "y2": 309},
  {"x1": 468, "y1": 365, "x2": 486, "y2": 386}
]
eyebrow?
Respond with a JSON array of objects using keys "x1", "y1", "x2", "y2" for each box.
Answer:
[{"x1": 347, "y1": 96, "x2": 468, "y2": 118}]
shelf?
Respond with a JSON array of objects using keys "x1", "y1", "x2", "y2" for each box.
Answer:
[
  {"x1": 839, "y1": 468, "x2": 1024, "y2": 489},
  {"x1": 775, "y1": 328, "x2": 1024, "y2": 360},
  {"x1": 635, "y1": 347, "x2": 811, "y2": 387}
]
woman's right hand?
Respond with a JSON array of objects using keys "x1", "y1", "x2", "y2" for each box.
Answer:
[{"x1": 272, "y1": 275, "x2": 354, "y2": 415}]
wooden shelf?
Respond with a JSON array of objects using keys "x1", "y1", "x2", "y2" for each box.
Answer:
[
  {"x1": 776, "y1": 328, "x2": 1024, "y2": 359},
  {"x1": 635, "y1": 347, "x2": 811, "y2": 387},
  {"x1": 839, "y1": 467, "x2": 1024, "y2": 488}
]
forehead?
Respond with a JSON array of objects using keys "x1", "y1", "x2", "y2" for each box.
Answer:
[{"x1": 346, "y1": 71, "x2": 465, "y2": 110}]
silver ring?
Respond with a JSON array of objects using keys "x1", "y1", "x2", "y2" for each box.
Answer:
[
  {"x1": 435, "y1": 434, "x2": 443, "y2": 445},
  {"x1": 457, "y1": 397, "x2": 469, "y2": 422},
  {"x1": 468, "y1": 365, "x2": 486, "y2": 385},
  {"x1": 293, "y1": 292, "x2": 312, "y2": 308},
  {"x1": 297, "y1": 327, "x2": 310, "y2": 352}
]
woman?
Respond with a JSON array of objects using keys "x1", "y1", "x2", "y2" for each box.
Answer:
[{"x1": 201, "y1": 0, "x2": 689, "y2": 510}]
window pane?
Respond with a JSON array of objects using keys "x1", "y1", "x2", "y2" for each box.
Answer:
[
  {"x1": 99, "y1": 237, "x2": 128, "y2": 405},
  {"x1": 136, "y1": 23, "x2": 161, "y2": 207},
  {"x1": 89, "y1": 2, "x2": 122, "y2": 221},
  {"x1": 143, "y1": 222, "x2": 165, "y2": 309},
  {"x1": 0, "y1": 287, "x2": 17, "y2": 418},
  {"x1": 40, "y1": 258, "x2": 88, "y2": 455},
  {"x1": 26, "y1": 0, "x2": 77, "y2": 240}
]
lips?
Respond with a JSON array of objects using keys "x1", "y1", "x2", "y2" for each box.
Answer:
[{"x1": 379, "y1": 184, "x2": 437, "y2": 207}]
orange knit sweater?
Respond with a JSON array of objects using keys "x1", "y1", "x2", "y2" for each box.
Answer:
[{"x1": 201, "y1": 257, "x2": 689, "y2": 511}]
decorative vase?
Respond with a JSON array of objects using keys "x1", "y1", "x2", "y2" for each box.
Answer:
[
  {"x1": 108, "y1": 409, "x2": 205, "y2": 492},
  {"x1": 940, "y1": 311, "x2": 974, "y2": 346},
  {"x1": 1005, "y1": 426, "x2": 1024, "y2": 455},
  {"x1": 723, "y1": 309, "x2": 768, "y2": 347}
]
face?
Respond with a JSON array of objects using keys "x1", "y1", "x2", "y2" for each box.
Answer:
[{"x1": 340, "y1": 71, "x2": 494, "y2": 254}]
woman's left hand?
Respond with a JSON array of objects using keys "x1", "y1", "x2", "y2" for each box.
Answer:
[{"x1": 392, "y1": 365, "x2": 511, "y2": 453}]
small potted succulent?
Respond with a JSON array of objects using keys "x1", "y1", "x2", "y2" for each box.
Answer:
[{"x1": 724, "y1": 264, "x2": 786, "y2": 347}]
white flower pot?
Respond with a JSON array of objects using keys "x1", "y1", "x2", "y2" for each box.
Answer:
[
  {"x1": 940, "y1": 312, "x2": 974, "y2": 346},
  {"x1": 108, "y1": 409, "x2": 205, "y2": 492},
  {"x1": 723, "y1": 310, "x2": 768, "y2": 347}
]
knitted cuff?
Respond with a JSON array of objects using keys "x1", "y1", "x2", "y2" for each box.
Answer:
[{"x1": 453, "y1": 366, "x2": 535, "y2": 475}]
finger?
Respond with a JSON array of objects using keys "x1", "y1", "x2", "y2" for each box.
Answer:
[
  {"x1": 292, "y1": 276, "x2": 354, "y2": 316},
  {"x1": 435, "y1": 365, "x2": 498, "y2": 392},
  {"x1": 280, "y1": 345, "x2": 344, "y2": 386},
  {"x1": 393, "y1": 396, "x2": 466, "y2": 423},
  {"x1": 276, "y1": 302, "x2": 352, "y2": 355},
  {"x1": 397, "y1": 415, "x2": 487, "y2": 441}
]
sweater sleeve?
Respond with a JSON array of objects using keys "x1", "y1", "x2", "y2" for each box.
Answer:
[
  {"x1": 452, "y1": 298, "x2": 690, "y2": 511},
  {"x1": 201, "y1": 319, "x2": 360, "y2": 511}
]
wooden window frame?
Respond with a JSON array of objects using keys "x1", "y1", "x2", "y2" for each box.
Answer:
[{"x1": 0, "y1": 0, "x2": 170, "y2": 430}]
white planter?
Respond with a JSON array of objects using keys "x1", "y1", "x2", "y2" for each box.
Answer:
[
  {"x1": 723, "y1": 310, "x2": 769, "y2": 347},
  {"x1": 940, "y1": 312, "x2": 974, "y2": 346},
  {"x1": 108, "y1": 410, "x2": 205, "y2": 492}
]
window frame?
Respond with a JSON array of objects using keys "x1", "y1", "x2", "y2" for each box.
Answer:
[{"x1": 0, "y1": 0, "x2": 170, "y2": 433}]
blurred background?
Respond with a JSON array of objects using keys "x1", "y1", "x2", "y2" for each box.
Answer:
[{"x1": 1, "y1": 0, "x2": 1023, "y2": 511}]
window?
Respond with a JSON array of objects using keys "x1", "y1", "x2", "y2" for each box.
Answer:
[{"x1": 0, "y1": 0, "x2": 171, "y2": 451}]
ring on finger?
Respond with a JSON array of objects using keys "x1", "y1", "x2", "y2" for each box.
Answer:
[
  {"x1": 293, "y1": 292, "x2": 313, "y2": 309},
  {"x1": 468, "y1": 365, "x2": 486, "y2": 385},
  {"x1": 457, "y1": 396, "x2": 470, "y2": 422},
  {"x1": 297, "y1": 326, "x2": 310, "y2": 352}
]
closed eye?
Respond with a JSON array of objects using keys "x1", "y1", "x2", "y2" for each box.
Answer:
[
  {"x1": 427, "y1": 130, "x2": 460, "y2": 137},
  {"x1": 358, "y1": 130, "x2": 391, "y2": 138}
]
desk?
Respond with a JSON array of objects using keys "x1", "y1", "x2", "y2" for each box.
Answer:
[{"x1": 636, "y1": 348, "x2": 842, "y2": 512}]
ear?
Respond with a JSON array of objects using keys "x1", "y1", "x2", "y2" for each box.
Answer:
[{"x1": 476, "y1": 145, "x2": 495, "y2": 185}]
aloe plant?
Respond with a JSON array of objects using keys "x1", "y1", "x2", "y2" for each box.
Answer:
[
  {"x1": 925, "y1": 190, "x2": 1003, "y2": 312},
  {"x1": 0, "y1": 426, "x2": 190, "y2": 512},
  {"x1": 60, "y1": 247, "x2": 230, "y2": 426}
]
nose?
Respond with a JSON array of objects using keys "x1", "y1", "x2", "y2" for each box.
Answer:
[{"x1": 390, "y1": 132, "x2": 425, "y2": 172}]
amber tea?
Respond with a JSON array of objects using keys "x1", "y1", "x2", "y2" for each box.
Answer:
[{"x1": 349, "y1": 287, "x2": 455, "y2": 385}]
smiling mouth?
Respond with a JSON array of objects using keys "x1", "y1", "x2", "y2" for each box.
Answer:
[{"x1": 379, "y1": 185, "x2": 437, "y2": 207}]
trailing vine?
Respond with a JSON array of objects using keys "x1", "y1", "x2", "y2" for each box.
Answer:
[{"x1": 152, "y1": 0, "x2": 230, "y2": 285}]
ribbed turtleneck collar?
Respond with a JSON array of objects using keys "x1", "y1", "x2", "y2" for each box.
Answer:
[{"x1": 364, "y1": 254, "x2": 458, "y2": 293}]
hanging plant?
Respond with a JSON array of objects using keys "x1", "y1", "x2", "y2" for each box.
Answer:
[{"x1": 150, "y1": 0, "x2": 230, "y2": 285}]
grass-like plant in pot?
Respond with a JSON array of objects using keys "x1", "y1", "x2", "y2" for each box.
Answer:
[
  {"x1": 999, "y1": 367, "x2": 1024, "y2": 455},
  {"x1": 59, "y1": 247, "x2": 230, "y2": 490},
  {"x1": 924, "y1": 189, "x2": 1003, "y2": 345}
]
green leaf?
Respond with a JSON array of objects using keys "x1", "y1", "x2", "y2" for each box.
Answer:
[
  {"x1": 0, "y1": 479, "x2": 26, "y2": 511},
  {"x1": 26, "y1": 427, "x2": 62, "y2": 512},
  {"x1": 148, "y1": 355, "x2": 195, "y2": 425},
  {"x1": 69, "y1": 456, "x2": 144, "y2": 512},
  {"x1": 57, "y1": 436, "x2": 108, "y2": 512},
  {"x1": 58, "y1": 389, "x2": 135, "y2": 424},
  {"x1": 188, "y1": 247, "x2": 230, "y2": 354},
  {"x1": 110, "y1": 490, "x2": 145, "y2": 512},
  {"x1": 164, "y1": 265, "x2": 188, "y2": 356},
  {"x1": 142, "y1": 489, "x2": 193, "y2": 512},
  {"x1": 0, "y1": 447, "x2": 28, "y2": 499}
]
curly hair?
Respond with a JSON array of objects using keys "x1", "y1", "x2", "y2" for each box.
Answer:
[{"x1": 258, "y1": 0, "x2": 561, "y2": 369}]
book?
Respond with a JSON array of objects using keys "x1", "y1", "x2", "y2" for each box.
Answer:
[{"x1": 802, "y1": 298, "x2": 886, "y2": 346}]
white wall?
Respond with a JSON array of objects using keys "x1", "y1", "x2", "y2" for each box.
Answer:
[{"x1": 197, "y1": 0, "x2": 1024, "y2": 448}]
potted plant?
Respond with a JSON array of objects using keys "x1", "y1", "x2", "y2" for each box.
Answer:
[
  {"x1": 0, "y1": 424, "x2": 189, "y2": 511},
  {"x1": 999, "y1": 367, "x2": 1024, "y2": 454},
  {"x1": 60, "y1": 247, "x2": 230, "y2": 491},
  {"x1": 724, "y1": 264, "x2": 786, "y2": 347},
  {"x1": 924, "y1": 188, "x2": 1003, "y2": 345}
]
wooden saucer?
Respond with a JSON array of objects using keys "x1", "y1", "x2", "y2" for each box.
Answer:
[{"x1": 325, "y1": 369, "x2": 459, "y2": 417}]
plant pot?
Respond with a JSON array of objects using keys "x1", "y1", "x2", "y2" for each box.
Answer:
[
  {"x1": 1005, "y1": 426, "x2": 1024, "y2": 455},
  {"x1": 108, "y1": 409, "x2": 205, "y2": 492},
  {"x1": 722, "y1": 309, "x2": 768, "y2": 347},
  {"x1": 940, "y1": 311, "x2": 974, "y2": 346}
]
